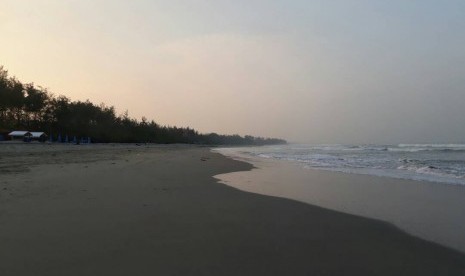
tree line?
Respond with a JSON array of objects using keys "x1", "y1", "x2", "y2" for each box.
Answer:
[{"x1": 0, "y1": 66, "x2": 286, "y2": 145}]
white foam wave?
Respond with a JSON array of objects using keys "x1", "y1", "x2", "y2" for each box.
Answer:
[{"x1": 222, "y1": 144, "x2": 465, "y2": 186}]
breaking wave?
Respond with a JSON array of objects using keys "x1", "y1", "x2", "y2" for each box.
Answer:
[{"x1": 235, "y1": 144, "x2": 465, "y2": 185}]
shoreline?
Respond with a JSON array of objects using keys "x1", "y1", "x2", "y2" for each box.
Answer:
[
  {"x1": 1, "y1": 144, "x2": 465, "y2": 275},
  {"x1": 213, "y1": 148, "x2": 465, "y2": 253}
]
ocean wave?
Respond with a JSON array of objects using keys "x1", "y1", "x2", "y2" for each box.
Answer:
[
  {"x1": 396, "y1": 164, "x2": 463, "y2": 179},
  {"x1": 394, "y1": 144, "x2": 465, "y2": 152},
  {"x1": 301, "y1": 144, "x2": 465, "y2": 153},
  {"x1": 231, "y1": 144, "x2": 465, "y2": 185},
  {"x1": 301, "y1": 145, "x2": 458, "y2": 153},
  {"x1": 398, "y1": 144, "x2": 465, "y2": 148}
]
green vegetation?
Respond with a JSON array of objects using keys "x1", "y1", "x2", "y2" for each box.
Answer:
[{"x1": 0, "y1": 66, "x2": 286, "y2": 145}]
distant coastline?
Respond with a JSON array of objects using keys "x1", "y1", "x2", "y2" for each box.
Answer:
[{"x1": 0, "y1": 66, "x2": 286, "y2": 145}]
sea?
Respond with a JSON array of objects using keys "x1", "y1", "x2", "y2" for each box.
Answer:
[{"x1": 230, "y1": 144, "x2": 465, "y2": 186}]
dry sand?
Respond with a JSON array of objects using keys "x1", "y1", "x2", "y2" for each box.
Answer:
[{"x1": 0, "y1": 143, "x2": 464, "y2": 275}]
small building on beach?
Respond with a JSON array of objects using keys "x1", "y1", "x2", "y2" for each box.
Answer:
[
  {"x1": 8, "y1": 131, "x2": 32, "y2": 141},
  {"x1": 30, "y1": 132, "x2": 48, "y2": 142}
]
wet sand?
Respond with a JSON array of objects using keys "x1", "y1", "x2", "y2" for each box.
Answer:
[
  {"x1": 214, "y1": 149, "x2": 465, "y2": 253},
  {"x1": 1, "y1": 144, "x2": 464, "y2": 275}
]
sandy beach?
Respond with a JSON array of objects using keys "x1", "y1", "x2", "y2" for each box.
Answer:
[{"x1": 1, "y1": 143, "x2": 465, "y2": 275}]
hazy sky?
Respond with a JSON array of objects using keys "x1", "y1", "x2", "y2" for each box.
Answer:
[{"x1": 1, "y1": 0, "x2": 465, "y2": 143}]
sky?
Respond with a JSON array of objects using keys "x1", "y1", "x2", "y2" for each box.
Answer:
[{"x1": 1, "y1": 0, "x2": 465, "y2": 144}]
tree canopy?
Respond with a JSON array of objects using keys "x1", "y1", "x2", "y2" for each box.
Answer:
[{"x1": 0, "y1": 66, "x2": 286, "y2": 145}]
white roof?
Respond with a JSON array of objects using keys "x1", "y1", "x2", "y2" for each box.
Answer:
[
  {"x1": 30, "y1": 132, "x2": 47, "y2": 138},
  {"x1": 8, "y1": 131, "x2": 31, "y2": 136}
]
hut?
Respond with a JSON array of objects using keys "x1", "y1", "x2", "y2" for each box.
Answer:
[
  {"x1": 8, "y1": 131, "x2": 32, "y2": 142},
  {"x1": 30, "y1": 132, "x2": 48, "y2": 142}
]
